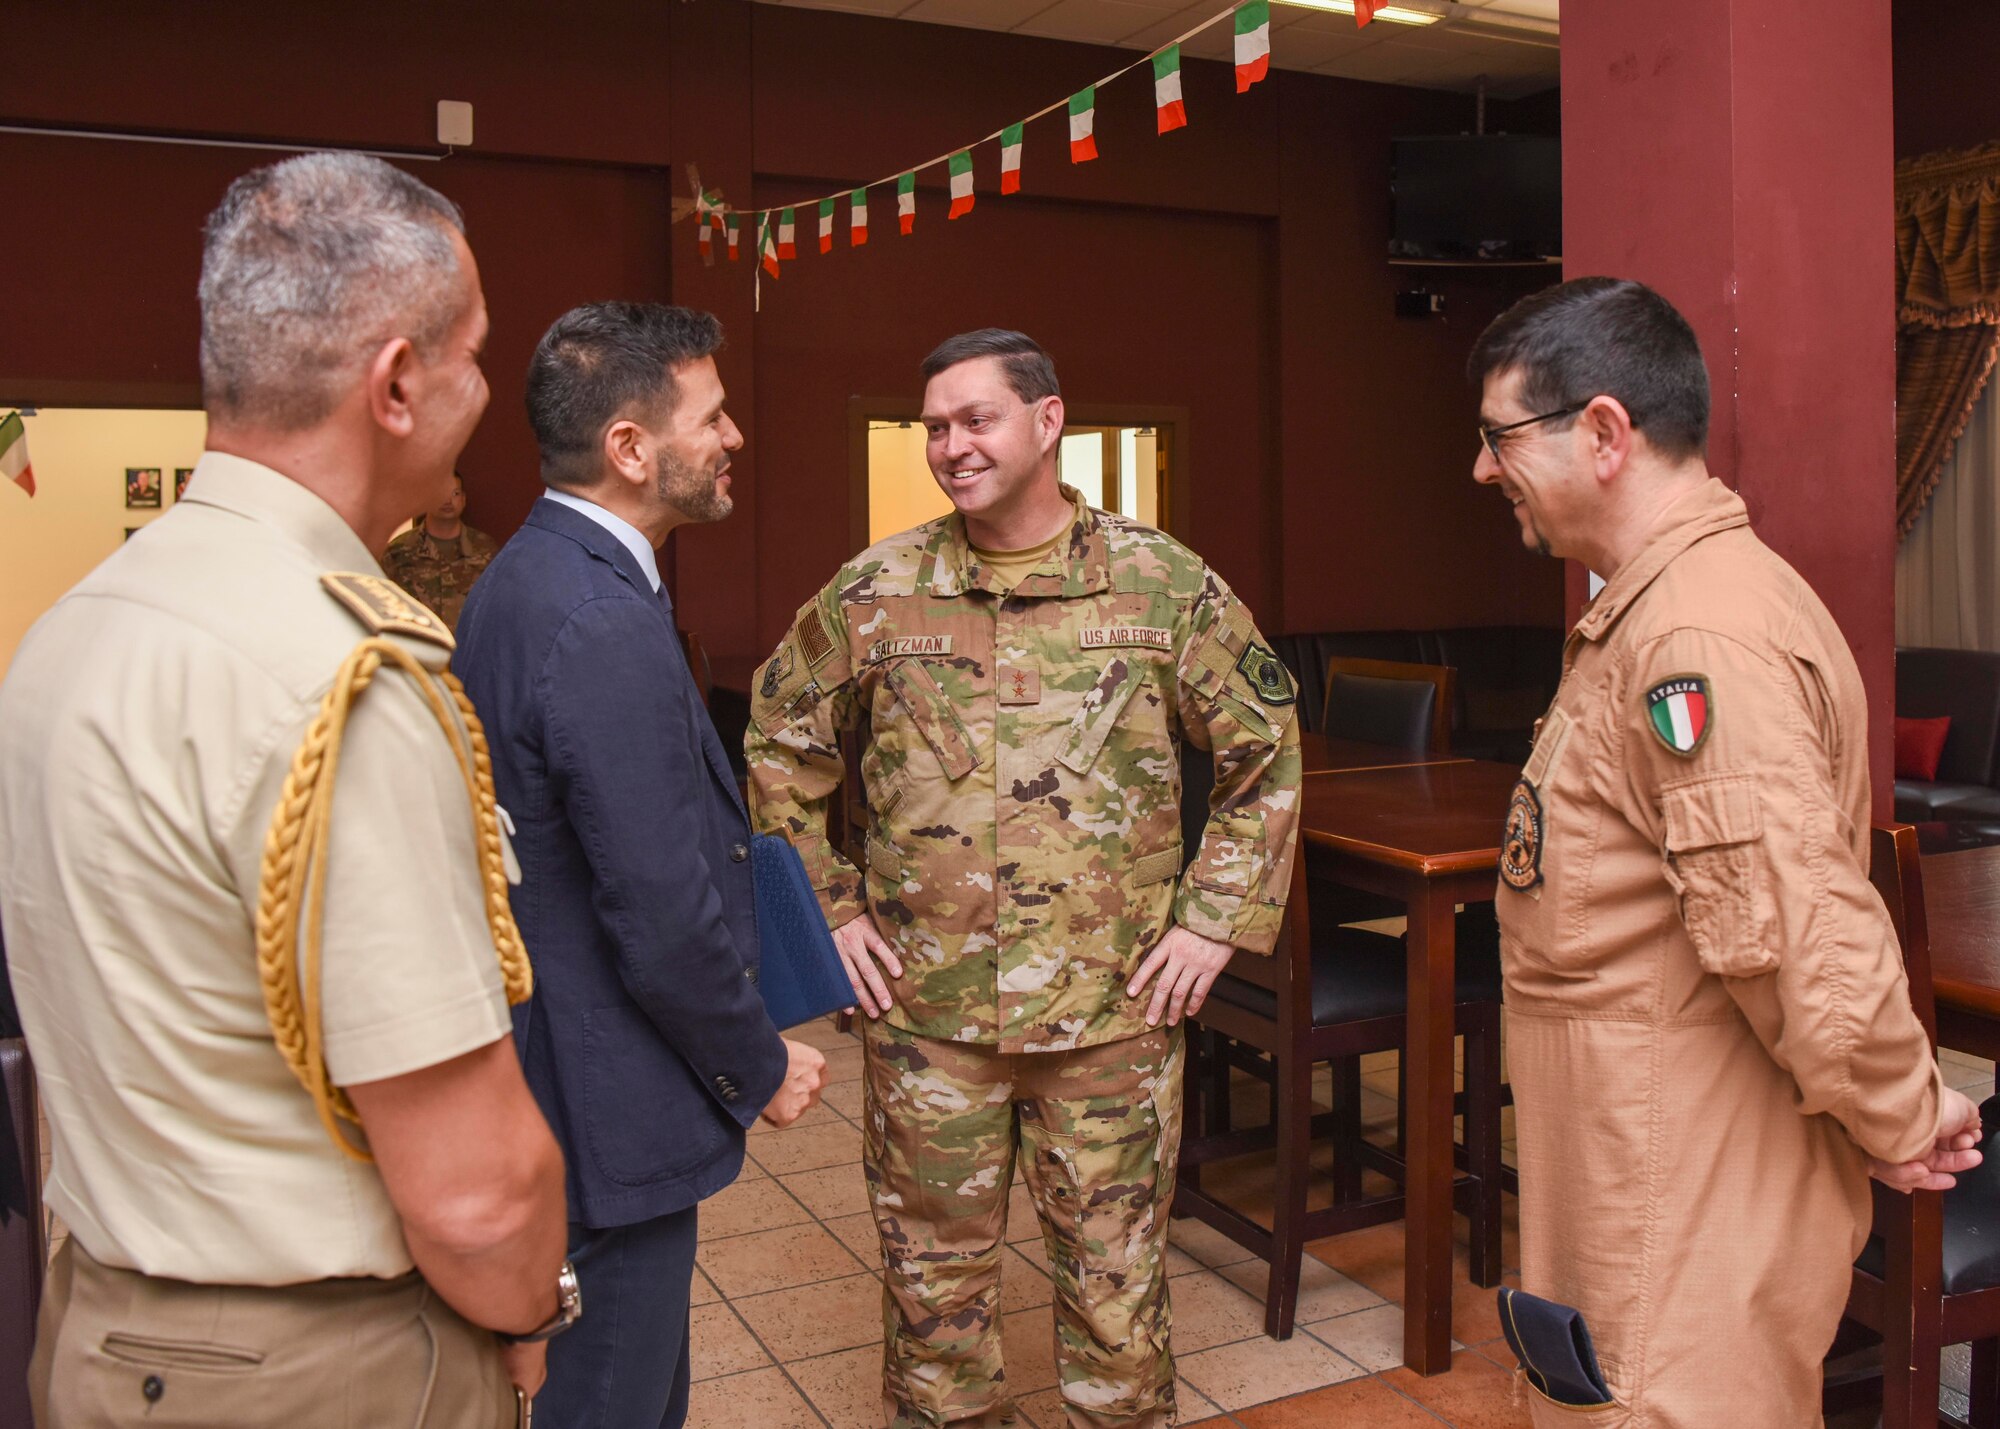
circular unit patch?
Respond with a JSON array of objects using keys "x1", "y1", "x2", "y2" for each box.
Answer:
[{"x1": 1500, "y1": 778, "x2": 1545, "y2": 891}]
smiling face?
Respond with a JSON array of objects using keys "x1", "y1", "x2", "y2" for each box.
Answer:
[
  {"x1": 1472, "y1": 366, "x2": 1586, "y2": 560},
  {"x1": 649, "y1": 354, "x2": 742, "y2": 525},
  {"x1": 920, "y1": 356, "x2": 1061, "y2": 528}
]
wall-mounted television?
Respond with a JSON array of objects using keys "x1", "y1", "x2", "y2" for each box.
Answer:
[{"x1": 1390, "y1": 134, "x2": 1561, "y2": 262}]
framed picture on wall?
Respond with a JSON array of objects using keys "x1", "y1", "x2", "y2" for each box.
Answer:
[
  {"x1": 174, "y1": 467, "x2": 194, "y2": 501},
  {"x1": 125, "y1": 467, "x2": 162, "y2": 509}
]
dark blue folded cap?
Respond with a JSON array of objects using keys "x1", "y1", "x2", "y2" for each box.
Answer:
[{"x1": 1497, "y1": 1286, "x2": 1615, "y2": 1408}]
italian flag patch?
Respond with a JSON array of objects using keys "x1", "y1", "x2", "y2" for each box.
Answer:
[{"x1": 1646, "y1": 675, "x2": 1711, "y2": 756}]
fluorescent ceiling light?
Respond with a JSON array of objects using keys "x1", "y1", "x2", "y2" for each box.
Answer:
[{"x1": 1275, "y1": 0, "x2": 1442, "y2": 24}]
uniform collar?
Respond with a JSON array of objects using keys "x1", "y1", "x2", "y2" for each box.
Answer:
[
  {"x1": 179, "y1": 451, "x2": 384, "y2": 576},
  {"x1": 1572, "y1": 476, "x2": 1750, "y2": 643},
  {"x1": 920, "y1": 484, "x2": 1111, "y2": 598}
]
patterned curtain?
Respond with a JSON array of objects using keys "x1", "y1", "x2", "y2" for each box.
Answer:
[{"x1": 1897, "y1": 142, "x2": 2000, "y2": 540}]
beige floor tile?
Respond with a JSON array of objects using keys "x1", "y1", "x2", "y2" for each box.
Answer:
[
  {"x1": 1002, "y1": 1244, "x2": 1054, "y2": 1312},
  {"x1": 690, "y1": 1267, "x2": 721, "y2": 1307},
  {"x1": 1001, "y1": 1306, "x2": 1060, "y2": 1394},
  {"x1": 685, "y1": 1365, "x2": 821, "y2": 1428},
  {"x1": 822, "y1": 1077, "x2": 867, "y2": 1121},
  {"x1": 1306, "y1": 1301, "x2": 1458, "y2": 1374},
  {"x1": 1166, "y1": 1268, "x2": 1271, "y2": 1352},
  {"x1": 1165, "y1": 1245, "x2": 1208, "y2": 1278},
  {"x1": 825, "y1": 1210, "x2": 887, "y2": 1263},
  {"x1": 690, "y1": 1302, "x2": 771, "y2": 1381},
  {"x1": 1014, "y1": 1377, "x2": 1217, "y2": 1427},
  {"x1": 749, "y1": 1098, "x2": 845, "y2": 1136},
  {"x1": 1175, "y1": 1331, "x2": 1366, "y2": 1412},
  {"x1": 792, "y1": 1015, "x2": 862, "y2": 1052},
  {"x1": 698, "y1": 1221, "x2": 865, "y2": 1298},
  {"x1": 735, "y1": 1154, "x2": 769, "y2": 1181},
  {"x1": 1165, "y1": 1216, "x2": 1259, "y2": 1271},
  {"x1": 1007, "y1": 1180, "x2": 1045, "y2": 1242},
  {"x1": 1221, "y1": 1257, "x2": 1384, "y2": 1324},
  {"x1": 787, "y1": 1343, "x2": 884, "y2": 1427},
  {"x1": 700, "y1": 1174, "x2": 812, "y2": 1240},
  {"x1": 751, "y1": 1117, "x2": 864, "y2": 1177},
  {"x1": 734, "y1": 1270, "x2": 884, "y2": 1362},
  {"x1": 782, "y1": 1163, "x2": 872, "y2": 1221},
  {"x1": 824, "y1": 1043, "x2": 866, "y2": 1085}
]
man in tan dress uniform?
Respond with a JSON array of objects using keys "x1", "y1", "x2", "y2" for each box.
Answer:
[
  {"x1": 0, "y1": 155, "x2": 574, "y2": 1425},
  {"x1": 1471, "y1": 277, "x2": 1984, "y2": 1428}
]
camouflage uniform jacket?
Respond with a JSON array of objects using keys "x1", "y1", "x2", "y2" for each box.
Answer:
[
  {"x1": 747, "y1": 488, "x2": 1302, "y2": 1053},
  {"x1": 383, "y1": 521, "x2": 498, "y2": 633}
]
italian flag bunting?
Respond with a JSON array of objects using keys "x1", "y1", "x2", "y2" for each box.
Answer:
[
  {"x1": 818, "y1": 197, "x2": 835, "y2": 253},
  {"x1": 1000, "y1": 122, "x2": 1024, "y2": 194},
  {"x1": 1154, "y1": 45, "x2": 1187, "y2": 134},
  {"x1": 1068, "y1": 87, "x2": 1098, "y2": 164},
  {"x1": 1235, "y1": 0, "x2": 1270, "y2": 92},
  {"x1": 778, "y1": 207, "x2": 797, "y2": 260},
  {"x1": 726, "y1": 212, "x2": 742, "y2": 261},
  {"x1": 1355, "y1": 0, "x2": 1383, "y2": 23},
  {"x1": 897, "y1": 171, "x2": 916, "y2": 234},
  {"x1": 948, "y1": 150, "x2": 975, "y2": 220},
  {"x1": 851, "y1": 188, "x2": 869, "y2": 246},
  {"x1": 697, "y1": 213, "x2": 713, "y2": 259},
  {"x1": 1, "y1": 412, "x2": 33, "y2": 498},
  {"x1": 759, "y1": 211, "x2": 781, "y2": 278}
]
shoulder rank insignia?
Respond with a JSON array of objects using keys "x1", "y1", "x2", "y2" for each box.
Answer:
[
  {"x1": 1644, "y1": 674, "x2": 1711, "y2": 756},
  {"x1": 1500, "y1": 778, "x2": 1544, "y2": 890},
  {"x1": 321, "y1": 572, "x2": 455, "y2": 650},
  {"x1": 1236, "y1": 642, "x2": 1296, "y2": 707}
]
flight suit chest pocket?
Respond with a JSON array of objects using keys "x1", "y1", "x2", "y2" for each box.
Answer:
[
  {"x1": 1057, "y1": 658, "x2": 1145, "y2": 775},
  {"x1": 1662, "y1": 773, "x2": 1778, "y2": 978},
  {"x1": 884, "y1": 659, "x2": 978, "y2": 780}
]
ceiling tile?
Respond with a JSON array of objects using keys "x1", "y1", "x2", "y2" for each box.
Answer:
[
  {"x1": 1110, "y1": 0, "x2": 1230, "y2": 52},
  {"x1": 1014, "y1": 0, "x2": 1191, "y2": 45},
  {"x1": 900, "y1": 0, "x2": 1045, "y2": 28}
]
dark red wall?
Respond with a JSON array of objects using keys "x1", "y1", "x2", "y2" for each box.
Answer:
[
  {"x1": 1894, "y1": 0, "x2": 2000, "y2": 157},
  {"x1": 0, "y1": 0, "x2": 1563, "y2": 672}
]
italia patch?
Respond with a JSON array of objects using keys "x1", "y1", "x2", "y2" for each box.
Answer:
[
  {"x1": 1236, "y1": 643, "x2": 1296, "y2": 707},
  {"x1": 1500, "y1": 778, "x2": 1544, "y2": 890},
  {"x1": 1645, "y1": 675, "x2": 1712, "y2": 756},
  {"x1": 759, "y1": 644, "x2": 796, "y2": 699}
]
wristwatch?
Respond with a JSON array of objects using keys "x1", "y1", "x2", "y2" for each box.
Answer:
[{"x1": 497, "y1": 1259, "x2": 583, "y2": 1344}]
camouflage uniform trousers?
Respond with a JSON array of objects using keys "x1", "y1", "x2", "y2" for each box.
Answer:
[{"x1": 862, "y1": 1018, "x2": 1185, "y2": 1429}]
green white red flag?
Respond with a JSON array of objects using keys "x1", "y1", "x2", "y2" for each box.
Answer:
[
  {"x1": 1153, "y1": 45, "x2": 1187, "y2": 133},
  {"x1": 1069, "y1": 88, "x2": 1098, "y2": 163},
  {"x1": 778, "y1": 207, "x2": 797, "y2": 260},
  {"x1": 851, "y1": 188, "x2": 869, "y2": 246},
  {"x1": 818, "y1": 197, "x2": 835, "y2": 253},
  {"x1": 1355, "y1": 0, "x2": 1383, "y2": 23},
  {"x1": 948, "y1": 150, "x2": 975, "y2": 220},
  {"x1": 897, "y1": 172, "x2": 916, "y2": 234},
  {"x1": 1, "y1": 412, "x2": 33, "y2": 498},
  {"x1": 1000, "y1": 122, "x2": 1024, "y2": 194},
  {"x1": 726, "y1": 212, "x2": 741, "y2": 261},
  {"x1": 759, "y1": 211, "x2": 781, "y2": 278},
  {"x1": 1235, "y1": 0, "x2": 1270, "y2": 92}
]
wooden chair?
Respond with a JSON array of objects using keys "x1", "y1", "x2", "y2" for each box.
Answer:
[
  {"x1": 1826, "y1": 824, "x2": 2000, "y2": 1428},
  {"x1": 1321, "y1": 657, "x2": 1456, "y2": 757},
  {"x1": 1176, "y1": 856, "x2": 1507, "y2": 1340}
]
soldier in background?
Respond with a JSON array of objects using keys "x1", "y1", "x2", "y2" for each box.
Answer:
[
  {"x1": 747, "y1": 329, "x2": 1301, "y2": 1429},
  {"x1": 385, "y1": 469, "x2": 497, "y2": 630}
]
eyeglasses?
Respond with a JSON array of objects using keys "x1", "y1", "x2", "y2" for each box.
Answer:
[{"x1": 1478, "y1": 404, "x2": 1584, "y2": 462}]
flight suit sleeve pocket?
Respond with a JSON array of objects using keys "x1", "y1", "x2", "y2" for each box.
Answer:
[{"x1": 1661, "y1": 774, "x2": 1778, "y2": 978}]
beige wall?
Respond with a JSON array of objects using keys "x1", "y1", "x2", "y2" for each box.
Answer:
[
  {"x1": 0, "y1": 408, "x2": 208, "y2": 677},
  {"x1": 867, "y1": 425, "x2": 950, "y2": 546}
]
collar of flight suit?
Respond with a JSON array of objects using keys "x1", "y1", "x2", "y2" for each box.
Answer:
[
  {"x1": 918, "y1": 483, "x2": 1112, "y2": 599},
  {"x1": 1571, "y1": 476, "x2": 1751, "y2": 645},
  {"x1": 178, "y1": 451, "x2": 386, "y2": 578}
]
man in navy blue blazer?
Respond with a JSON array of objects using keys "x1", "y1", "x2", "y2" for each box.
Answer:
[{"x1": 456, "y1": 303, "x2": 825, "y2": 1428}]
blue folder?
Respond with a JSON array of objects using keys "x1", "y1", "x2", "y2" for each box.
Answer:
[{"x1": 750, "y1": 833, "x2": 856, "y2": 1029}]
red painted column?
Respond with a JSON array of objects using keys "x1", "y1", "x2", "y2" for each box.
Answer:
[{"x1": 1562, "y1": 0, "x2": 1898, "y2": 812}]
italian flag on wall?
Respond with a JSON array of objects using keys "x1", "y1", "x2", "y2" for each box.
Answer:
[
  {"x1": 1154, "y1": 45, "x2": 1187, "y2": 134},
  {"x1": 948, "y1": 150, "x2": 975, "y2": 219},
  {"x1": 726, "y1": 212, "x2": 742, "y2": 261},
  {"x1": 778, "y1": 207, "x2": 797, "y2": 260},
  {"x1": 759, "y1": 211, "x2": 781, "y2": 278},
  {"x1": 1, "y1": 412, "x2": 32, "y2": 498},
  {"x1": 1235, "y1": 0, "x2": 1270, "y2": 92},
  {"x1": 851, "y1": 188, "x2": 869, "y2": 246},
  {"x1": 897, "y1": 171, "x2": 916, "y2": 234},
  {"x1": 818, "y1": 197, "x2": 835, "y2": 253},
  {"x1": 1069, "y1": 87, "x2": 1098, "y2": 163},
  {"x1": 1000, "y1": 122, "x2": 1024, "y2": 193}
]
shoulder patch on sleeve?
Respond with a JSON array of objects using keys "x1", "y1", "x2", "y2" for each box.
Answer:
[
  {"x1": 321, "y1": 572, "x2": 454, "y2": 650},
  {"x1": 1644, "y1": 674, "x2": 1712, "y2": 756},
  {"x1": 1236, "y1": 641, "x2": 1296, "y2": 707},
  {"x1": 796, "y1": 605, "x2": 838, "y2": 670}
]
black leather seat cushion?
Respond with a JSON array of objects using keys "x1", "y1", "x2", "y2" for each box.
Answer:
[
  {"x1": 1211, "y1": 910, "x2": 1503, "y2": 1027},
  {"x1": 1325, "y1": 673, "x2": 1437, "y2": 751},
  {"x1": 1856, "y1": 1095, "x2": 2000, "y2": 1294}
]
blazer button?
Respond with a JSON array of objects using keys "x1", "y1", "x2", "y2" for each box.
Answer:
[
  {"x1": 745, "y1": 965, "x2": 760, "y2": 986},
  {"x1": 730, "y1": 842, "x2": 749, "y2": 863},
  {"x1": 714, "y1": 1074, "x2": 738, "y2": 1102}
]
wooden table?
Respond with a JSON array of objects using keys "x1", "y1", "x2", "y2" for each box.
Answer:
[
  {"x1": 1295, "y1": 758, "x2": 1521, "y2": 1374},
  {"x1": 1920, "y1": 846, "x2": 2000, "y2": 1059},
  {"x1": 1298, "y1": 732, "x2": 1470, "y2": 775}
]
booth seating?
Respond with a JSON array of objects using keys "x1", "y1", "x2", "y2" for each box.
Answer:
[{"x1": 1895, "y1": 647, "x2": 2000, "y2": 826}]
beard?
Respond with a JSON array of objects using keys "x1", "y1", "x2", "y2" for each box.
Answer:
[{"x1": 658, "y1": 448, "x2": 732, "y2": 524}]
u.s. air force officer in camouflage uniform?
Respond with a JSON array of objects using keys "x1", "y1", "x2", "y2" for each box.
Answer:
[{"x1": 747, "y1": 330, "x2": 1302, "y2": 1428}]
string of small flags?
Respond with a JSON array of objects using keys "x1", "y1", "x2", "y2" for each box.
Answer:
[{"x1": 695, "y1": 0, "x2": 1388, "y2": 305}]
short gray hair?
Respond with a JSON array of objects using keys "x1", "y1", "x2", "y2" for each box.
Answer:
[{"x1": 199, "y1": 153, "x2": 467, "y2": 430}]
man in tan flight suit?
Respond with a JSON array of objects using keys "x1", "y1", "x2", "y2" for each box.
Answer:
[
  {"x1": 1471, "y1": 276, "x2": 1983, "y2": 1428},
  {"x1": 748, "y1": 329, "x2": 1301, "y2": 1428},
  {"x1": 0, "y1": 155, "x2": 575, "y2": 1425}
]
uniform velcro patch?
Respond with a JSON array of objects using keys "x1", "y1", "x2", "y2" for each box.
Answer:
[
  {"x1": 1235, "y1": 642, "x2": 1295, "y2": 706},
  {"x1": 1079, "y1": 625, "x2": 1172, "y2": 651},
  {"x1": 1645, "y1": 675, "x2": 1711, "y2": 756},
  {"x1": 796, "y1": 606, "x2": 838, "y2": 670},
  {"x1": 866, "y1": 635, "x2": 954, "y2": 663},
  {"x1": 320, "y1": 572, "x2": 454, "y2": 650}
]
